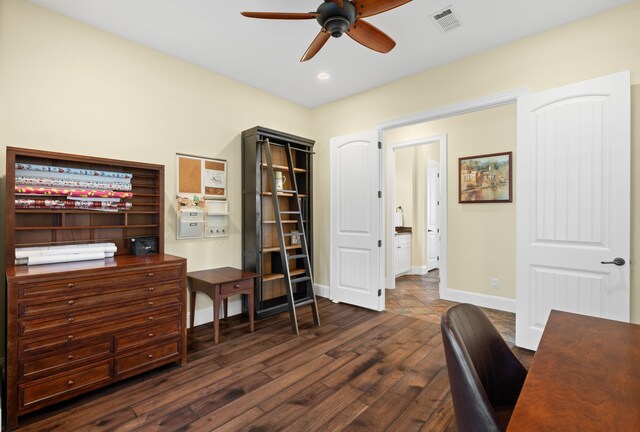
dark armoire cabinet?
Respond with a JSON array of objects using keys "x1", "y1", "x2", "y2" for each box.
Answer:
[{"x1": 241, "y1": 126, "x2": 314, "y2": 319}]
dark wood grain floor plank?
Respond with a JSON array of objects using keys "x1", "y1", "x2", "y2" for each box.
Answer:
[{"x1": 17, "y1": 278, "x2": 533, "y2": 432}]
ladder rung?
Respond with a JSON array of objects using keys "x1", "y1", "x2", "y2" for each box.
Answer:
[
  {"x1": 280, "y1": 211, "x2": 301, "y2": 215},
  {"x1": 288, "y1": 254, "x2": 307, "y2": 260},
  {"x1": 277, "y1": 189, "x2": 296, "y2": 194},
  {"x1": 283, "y1": 232, "x2": 305, "y2": 237},
  {"x1": 291, "y1": 276, "x2": 311, "y2": 284},
  {"x1": 294, "y1": 298, "x2": 315, "y2": 307}
]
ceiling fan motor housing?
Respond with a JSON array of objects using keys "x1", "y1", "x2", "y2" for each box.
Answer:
[{"x1": 317, "y1": 1, "x2": 356, "y2": 38}]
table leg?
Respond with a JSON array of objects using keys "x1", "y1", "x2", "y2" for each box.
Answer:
[
  {"x1": 190, "y1": 289, "x2": 196, "y2": 331},
  {"x1": 223, "y1": 298, "x2": 228, "y2": 319},
  {"x1": 213, "y1": 294, "x2": 221, "y2": 344},
  {"x1": 249, "y1": 289, "x2": 255, "y2": 333}
]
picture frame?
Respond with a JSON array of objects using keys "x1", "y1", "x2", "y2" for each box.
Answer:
[
  {"x1": 176, "y1": 153, "x2": 227, "y2": 199},
  {"x1": 459, "y1": 151, "x2": 512, "y2": 203}
]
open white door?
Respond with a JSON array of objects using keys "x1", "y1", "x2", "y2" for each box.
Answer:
[
  {"x1": 426, "y1": 159, "x2": 440, "y2": 272},
  {"x1": 516, "y1": 71, "x2": 631, "y2": 350},
  {"x1": 330, "y1": 131, "x2": 383, "y2": 311}
]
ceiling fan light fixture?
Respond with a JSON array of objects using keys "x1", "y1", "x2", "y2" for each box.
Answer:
[
  {"x1": 323, "y1": 16, "x2": 351, "y2": 37},
  {"x1": 317, "y1": 72, "x2": 331, "y2": 80}
]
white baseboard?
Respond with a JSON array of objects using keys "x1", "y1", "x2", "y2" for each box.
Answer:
[
  {"x1": 440, "y1": 287, "x2": 515, "y2": 313},
  {"x1": 187, "y1": 293, "x2": 243, "y2": 328},
  {"x1": 315, "y1": 283, "x2": 331, "y2": 299},
  {"x1": 411, "y1": 266, "x2": 428, "y2": 275}
]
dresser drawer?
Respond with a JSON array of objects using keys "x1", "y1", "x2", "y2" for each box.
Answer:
[
  {"x1": 19, "y1": 306, "x2": 181, "y2": 357},
  {"x1": 19, "y1": 361, "x2": 112, "y2": 411},
  {"x1": 19, "y1": 293, "x2": 181, "y2": 336},
  {"x1": 115, "y1": 321, "x2": 180, "y2": 352},
  {"x1": 20, "y1": 341, "x2": 112, "y2": 380},
  {"x1": 18, "y1": 266, "x2": 182, "y2": 298},
  {"x1": 220, "y1": 278, "x2": 253, "y2": 295},
  {"x1": 19, "y1": 282, "x2": 181, "y2": 318},
  {"x1": 115, "y1": 341, "x2": 180, "y2": 377}
]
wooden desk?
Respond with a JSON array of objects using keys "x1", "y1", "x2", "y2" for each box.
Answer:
[
  {"x1": 508, "y1": 310, "x2": 640, "y2": 431},
  {"x1": 187, "y1": 267, "x2": 260, "y2": 344}
]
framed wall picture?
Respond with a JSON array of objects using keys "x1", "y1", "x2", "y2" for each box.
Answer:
[
  {"x1": 177, "y1": 153, "x2": 227, "y2": 199},
  {"x1": 459, "y1": 151, "x2": 512, "y2": 203}
]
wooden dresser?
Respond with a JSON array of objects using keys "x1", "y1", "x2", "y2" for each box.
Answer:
[{"x1": 4, "y1": 147, "x2": 186, "y2": 430}]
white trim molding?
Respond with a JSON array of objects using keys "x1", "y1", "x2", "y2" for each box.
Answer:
[
  {"x1": 315, "y1": 283, "x2": 331, "y2": 299},
  {"x1": 411, "y1": 266, "x2": 429, "y2": 275},
  {"x1": 440, "y1": 287, "x2": 516, "y2": 313}
]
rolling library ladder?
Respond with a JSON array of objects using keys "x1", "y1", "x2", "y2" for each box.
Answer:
[{"x1": 263, "y1": 138, "x2": 320, "y2": 334}]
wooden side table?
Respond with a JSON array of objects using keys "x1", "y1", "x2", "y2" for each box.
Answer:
[{"x1": 187, "y1": 267, "x2": 260, "y2": 344}]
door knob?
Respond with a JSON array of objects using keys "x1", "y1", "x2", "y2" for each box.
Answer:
[{"x1": 601, "y1": 257, "x2": 625, "y2": 266}]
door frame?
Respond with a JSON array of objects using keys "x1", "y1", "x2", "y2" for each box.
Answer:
[
  {"x1": 385, "y1": 134, "x2": 447, "y2": 289},
  {"x1": 426, "y1": 158, "x2": 440, "y2": 273},
  {"x1": 376, "y1": 88, "x2": 528, "y2": 301}
]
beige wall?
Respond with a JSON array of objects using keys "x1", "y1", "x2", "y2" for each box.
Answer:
[
  {"x1": 387, "y1": 105, "x2": 516, "y2": 296},
  {"x1": 310, "y1": 0, "x2": 640, "y2": 321},
  {"x1": 1, "y1": 0, "x2": 639, "y2": 342},
  {"x1": 0, "y1": 0, "x2": 313, "y2": 343},
  {"x1": 392, "y1": 141, "x2": 441, "y2": 269}
]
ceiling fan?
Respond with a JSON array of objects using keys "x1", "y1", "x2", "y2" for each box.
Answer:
[{"x1": 241, "y1": 0, "x2": 412, "y2": 62}]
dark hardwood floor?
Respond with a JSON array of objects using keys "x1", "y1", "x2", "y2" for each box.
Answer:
[{"x1": 16, "y1": 272, "x2": 533, "y2": 431}]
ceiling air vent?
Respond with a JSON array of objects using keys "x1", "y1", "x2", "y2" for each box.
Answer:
[{"x1": 429, "y1": 6, "x2": 461, "y2": 33}]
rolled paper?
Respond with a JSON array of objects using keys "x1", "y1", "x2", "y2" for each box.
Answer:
[
  {"x1": 15, "y1": 176, "x2": 132, "y2": 191},
  {"x1": 27, "y1": 252, "x2": 108, "y2": 266},
  {"x1": 15, "y1": 198, "x2": 132, "y2": 210},
  {"x1": 16, "y1": 244, "x2": 117, "y2": 259},
  {"x1": 15, "y1": 186, "x2": 133, "y2": 199},
  {"x1": 15, "y1": 163, "x2": 132, "y2": 179}
]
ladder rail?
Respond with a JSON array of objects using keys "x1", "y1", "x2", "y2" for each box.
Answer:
[
  {"x1": 284, "y1": 143, "x2": 320, "y2": 326},
  {"x1": 263, "y1": 139, "x2": 300, "y2": 334}
]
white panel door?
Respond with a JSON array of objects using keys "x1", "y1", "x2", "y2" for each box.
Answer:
[
  {"x1": 330, "y1": 131, "x2": 383, "y2": 311},
  {"x1": 426, "y1": 160, "x2": 440, "y2": 271},
  {"x1": 516, "y1": 71, "x2": 630, "y2": 350}
]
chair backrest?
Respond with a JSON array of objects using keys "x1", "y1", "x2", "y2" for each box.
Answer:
[{"x1": 441, "y1": 303, "x2": 527, "y2": 432}]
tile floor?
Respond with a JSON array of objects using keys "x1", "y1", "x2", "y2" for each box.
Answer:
[{"x1": 386, "y1": 270, "x2": 534, "y2": 368}]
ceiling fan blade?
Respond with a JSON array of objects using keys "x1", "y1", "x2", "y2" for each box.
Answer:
[
  {"x1": 241, "y1": 12, "x2": 319, "y2": 20},
  {"x1": 346, "y1": 20, "x2": 396, "y2": 53},
  {"x1": 353, "y1": 0, "x2": 412, "y2": 18},
  {"x1": 301, "y1": 30, "x2": 331, "y2": 62}
]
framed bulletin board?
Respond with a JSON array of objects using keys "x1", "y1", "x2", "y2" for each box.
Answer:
[{"x1": 177, "y1": 153, "x2": 227, "y2": 199}]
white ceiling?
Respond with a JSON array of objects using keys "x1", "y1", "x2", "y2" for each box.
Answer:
[{"x1": 28, "y1": 0, "x2": 631, "y2": 108}]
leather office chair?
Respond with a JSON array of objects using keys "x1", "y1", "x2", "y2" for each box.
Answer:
[{"x1": 441, "y1": 303, "x2": 528, "y2": 432}]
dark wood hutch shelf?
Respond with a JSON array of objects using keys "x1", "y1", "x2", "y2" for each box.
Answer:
[{"x1": 4, "y1": 147, "x2": 186, "y2": 430}]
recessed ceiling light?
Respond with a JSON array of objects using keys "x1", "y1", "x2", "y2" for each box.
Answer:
[{"x1": 317, "y1": 72, "x2": 331, "y2": 80}]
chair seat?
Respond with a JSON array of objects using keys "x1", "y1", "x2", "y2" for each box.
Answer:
[{"x1": 441, "y1": 303, "x2": 528, "y2": 432}]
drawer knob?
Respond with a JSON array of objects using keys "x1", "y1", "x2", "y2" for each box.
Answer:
[
  {"x1": 67, "y1": 380, "x2": 75, "y2": 386},
  {"x1": 148, "y1": 354, "x2": 154, "y2": 359},
  {"x1": 147, "y1": 273, "x2": 154, "y2": 277},
  {"x1": 234, "y1": 284, "x2": 240, "y2": 289},
  {"x1": 67, "y1": 335, "x2": 74, "y2": 341},
  {"x1": 68, "y1": 300, "x2": 75, "y2": 305},
  {"x1": 148, "y1": 333, "x2": 154, "y2": 337},
  {"x1": 68, "y1": 355, "x2": 74, "y2": 360},
  {"x1": 148, "y1": 316, "x2": 154, "y2": 320},
  {"x1": 67, "y1": 283, "x2": 74, "y2": 288},
  {"x1": 148, "y1": 301, "x2": 154, "y2": 306},
  {"x1": 68, "y1": 317, "x2": 74, "y2": 322},
  {"x1": 148, "y1": 287, "x2": 155, "y2": 291}
]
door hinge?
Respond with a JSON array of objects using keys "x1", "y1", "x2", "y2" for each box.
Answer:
[
  {"x1": 378, "y1": 141, "x2": 382, "y2": 149},
  {"x1": 378, "y1": 240, "x2": 382, "y2": 247},
  {"x1": 437, "y1": 228, "x2": 440, "y2": 233},
  {"x1": 378, "y1": 191, "x2": 382, "y2": 198},
  {"x1": 437, "y1": 201, "x2": 440, "y2": 205},
  {"x1": 437, "y1": 173, "x2": 440, "y2": 178},
  {"x1": 437, "y1": 256, "x2": 440, "y2": 260},
  {"x1": 378, "y1": 289, "x2": 382, "y2": 297}
]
